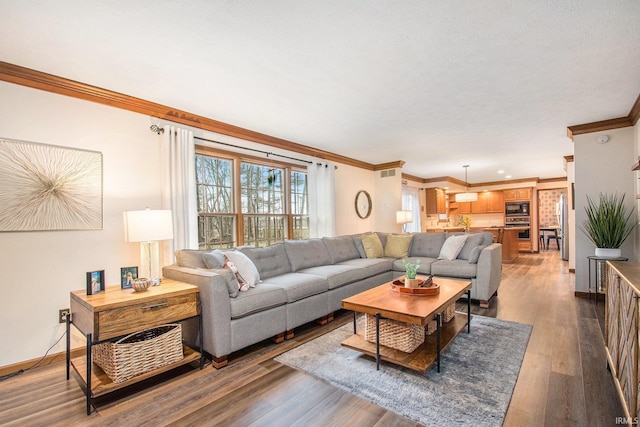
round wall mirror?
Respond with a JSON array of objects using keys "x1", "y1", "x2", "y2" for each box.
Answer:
[{"x1": 355, "y1": 190, "x2": 372, "y2": 219}]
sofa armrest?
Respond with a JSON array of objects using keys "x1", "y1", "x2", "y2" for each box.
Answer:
[
  {"x1": 475, "y1": 243, "x2": 502, "y2": 303},
  {"x1": 162, "y1": 265, "x2": 233, "y2": 358}
]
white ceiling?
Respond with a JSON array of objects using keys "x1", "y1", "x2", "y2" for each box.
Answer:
[{"x1": 2, "y1": 1, "x2": 640, "y2": 183}]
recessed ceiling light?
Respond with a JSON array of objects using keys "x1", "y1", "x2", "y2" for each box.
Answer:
[
  {"x1": 505, "y1": 175, "x2": 512, "y2": 179},
  {"x1": 497, "y1": 170, "x2": 504, "y2": 174}
]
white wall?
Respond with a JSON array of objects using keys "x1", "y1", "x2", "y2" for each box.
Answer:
[
  {"x1": 334, "y1": 165, "x2": 376, "y2": 235},
  {"x1": 574, "y1": 127, "x2": 636, "y2": 292},
  {"x1": 0, "y1": 81, "x2": 162, "y2": 367},
  {"x1": 374, "y1": 168, "x2": 403, "y2": 233}
]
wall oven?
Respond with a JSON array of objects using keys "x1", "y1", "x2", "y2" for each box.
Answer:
[
  {"x1": 505, "y1": 216, "x2": 530, "y2": 240},
  {"x1": 505, "y1": 201, "x2": 530, "y2": 217}
]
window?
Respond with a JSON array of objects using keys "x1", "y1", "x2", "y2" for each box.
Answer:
[{"x1": 196, "y1": 150, "x2": 308, "y2": 249}]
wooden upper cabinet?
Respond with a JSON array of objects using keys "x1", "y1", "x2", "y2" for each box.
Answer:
[
  {"x1": 486, "y1": 191, "x2": 504, "y2": 213},
  {"x1": 470, "y1": 194, "x2": 487, "y2": 213},
  {"x1": 503, "y1": 188, "x2": 531, "y2": 201},
  {"x1": 425, "y1": 188, "x2": 447, "y2": 215}
]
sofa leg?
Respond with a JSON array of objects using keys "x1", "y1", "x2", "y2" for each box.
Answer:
[
  {"x1": 327, "y1": 312, "x2": 334, "y2": 322},
  {"x1": 316, "y1": 315, "x2": 328, "y2": 325},
  {"x1": 211, "y1": 355, "x2": 228, "y2": 369},
  {"x1": 272, "y1": 332, "x2": 285, "y2": 343},
  {"x1": 285, "y1": 329, "x2": 295, "y2": 340},
  {"x1": 479, "y1": 300, "x2": 489, "y2": 309}
]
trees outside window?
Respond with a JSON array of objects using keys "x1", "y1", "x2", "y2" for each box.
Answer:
[{"x1": 196, "y1": 151, "x2": 308, "y2": 249}]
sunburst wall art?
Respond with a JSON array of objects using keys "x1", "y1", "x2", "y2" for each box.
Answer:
[{"x1": 0, "y1": 137, "x2": 103, "y2": 231}]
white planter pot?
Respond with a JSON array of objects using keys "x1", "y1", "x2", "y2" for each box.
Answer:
[{"x1": 595, "y1": 247, "x2": 622, "y2": 258}]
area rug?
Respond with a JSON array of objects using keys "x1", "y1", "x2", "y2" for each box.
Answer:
[{"x1": 275, "y1": 315, "x2": 531, "y2": 427}]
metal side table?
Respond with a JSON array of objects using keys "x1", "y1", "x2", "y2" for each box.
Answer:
[{"x1": 587, "y1": 255, "x2": 628, "y2": 305}]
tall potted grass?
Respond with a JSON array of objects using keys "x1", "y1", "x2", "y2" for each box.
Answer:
[{"x1": 579, "y1": 192, "x2": 637, "y2": 258}]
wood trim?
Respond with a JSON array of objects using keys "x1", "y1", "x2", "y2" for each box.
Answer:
[
  {"x1": 538, "y1": 177, "x2": 568, "y2": 184},
  {"x1": 0, "y1": 61, "x2": 374, "y2": 171},
  {"x1": 373, "y1": 161, "x2": 405, "y2": 170},
  {"x1": 564, "y1": 155, "x2": 574, "y2": 163},
  {"x1": 567, "y1": 116, "x2": 633, "y2": 140},
  {"x1": 629, "y1": 93, "x2": 640, "y2": 126},
  {"x1": 401, "y1": 173, "x2": 425, "y2": 183},
  {"x1": 0, "y1": 347, "x2": 84, "y2": 377}
]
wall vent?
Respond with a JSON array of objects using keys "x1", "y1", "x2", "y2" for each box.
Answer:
[{"x1": 380, "y1": 169, "x2": 396, "y2": 178}]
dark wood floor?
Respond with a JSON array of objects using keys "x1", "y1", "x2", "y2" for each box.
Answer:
[{"x1": 0, "y1": 250, "x2": 624, "y2": 426}]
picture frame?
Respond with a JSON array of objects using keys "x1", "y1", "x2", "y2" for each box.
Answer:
[
  {"x1": 86, "y1": 270, "x2": 105, "y2": 295},
  {"x1": 120, "y1": 266, "x2": 138, "y2": 289}
]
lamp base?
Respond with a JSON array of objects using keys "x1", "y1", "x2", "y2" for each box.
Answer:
[{"x1": 140, "y1": 241, "x2": 162, "y2": 286}]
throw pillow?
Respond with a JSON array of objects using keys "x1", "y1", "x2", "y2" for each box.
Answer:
[
  {"x1": 352, "y1": 234, "x2": 367, "y2": 258},
  {"x1": 362, "y1": 233, "x2": 384, "y2": 258},
  {"x1": 223, "y1": 251, "x2": 261, "y2": 287},
  {"x1": 384, "y1": 234, "x2": 413, "y2": 258},
  {"x1": 214, "y1": 267, "x2": 242, "y2": 297},
  {"x1": 438, "y1": 234, "x2": 469, "y2": 260},
  {"x1": 468, "y1": 244, "x2": 488, "y2": 264},
  {"x1": 202, "y1": 250, "x2": 226, "y2": 269}
]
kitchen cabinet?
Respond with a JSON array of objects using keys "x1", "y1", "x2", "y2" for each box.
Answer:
[
  {"x1": 425, "y1": 188, "x2": 447, "y2": 215},
  {"x1": 469, "y1": 191, "x2": 504, "y2": 214},
  {"x1": 503, "y1": 188, "x2": 531, "y2": 201}
]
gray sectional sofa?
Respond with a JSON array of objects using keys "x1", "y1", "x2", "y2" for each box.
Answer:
[{"x1": 162, "y1": 231, "x2": 502, "y2": 368}]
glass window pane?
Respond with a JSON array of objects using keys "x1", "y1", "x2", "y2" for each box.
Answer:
[
  {"x1": 241, "y1": 163, "x2": 284, "y2": 214},
  {"x1": 243, "y1": 215, "x2": 286, "y2": 247}
]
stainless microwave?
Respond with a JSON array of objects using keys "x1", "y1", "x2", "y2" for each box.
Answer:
[{"x1": 505, "y1": 201, "x2": 529, "y2": 216}]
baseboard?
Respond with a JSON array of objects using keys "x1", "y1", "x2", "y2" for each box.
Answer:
[
  {"x1": 569, "y1": 268, "x2": 575, "y2": 273},
  {"x1": 574, "y1": 291, "x2": 604, "y2": 301},
  {"x1": 0, "y1": 347, "x2": 84, "y2": 377}
]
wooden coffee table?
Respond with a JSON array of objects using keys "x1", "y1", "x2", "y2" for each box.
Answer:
[{"x1": 341, "y1": 276, "x2": 471, "y2": 372}]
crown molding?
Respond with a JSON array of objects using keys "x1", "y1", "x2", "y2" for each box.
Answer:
[
  {"x1": 629, "y1": 93, "x2": 640, "y2": 126},
  {"x1": 401, "y1": 173, "x2": 424, "y2": 183},
  {"x1": 374, "y1": 161, "x2": 405, "y2": 170},
  {"x1": 567, "y1": 91, "x2": 640, "y2": 140},
  {"x1": 564, "y1": 155, "x2": 574, "y2": 163},
  {"x1": 0, "y1": 61, "x2": 375, "y2": 171}
]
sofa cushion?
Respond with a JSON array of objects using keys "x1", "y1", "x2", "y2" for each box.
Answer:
[
  {"x1": 240, "y1": 244, "x2": 291, "y2": 279},
  {"x1": 338, "y1": 257, "x2": 394, "y2": 277},
  {"x1": 284, "y1": 239, "x2": 332, "y2": 271},
  {"x1": 457, "y1": 233, "x2": 487, "y2": 260},
  {"x1": 410, "y1": 233, "x2": 447, "y2": 258},
  {"x1": 322, "y1": 236, "x2": 361, "y2": 264},
  {"x1": 175, "y1": 249, "x2": 207, "y2": 269},
  {"x1": 384, "y1": 234, "x2": 413, "y2": 258},
  {"x1": 431, "y1": 259, "x2": 477, "y2": 279},
  {"x1": 202, "y1": 250, "x2": 226, "y2": 269},
  {"x1": 362, "y1": 233, "x2": 384, "y2": 258},
  {"x1": 229, "y1": 283, "x2": 287, "y2": 319},
  {"x1": 209, "y1": 267, "x2": 241, "y2": 298},
  {"x1": 224, "y1": 250, "x2": 261, "y2": 286},
  {"x1": 299, "y1": 264, "x2": 363, "y2": 289},
  {"x1": 261, "y1": 272, "x2": 328, "y2": 303},
  {"x1": 438, "y1": 235, "x2": 468, "y2": 260},
  {"x1": 468, "y1": 244, "x2": 487, "y2": 264},
  {"x1": 392, "y1": 257, "x2": 438, "y2": 275},
  {"x1": 376, "y1": 232, "x2": 389, "y2": 247},
  {"x1": 352, "y1": 234, "x2": 367, "y2": 258}
]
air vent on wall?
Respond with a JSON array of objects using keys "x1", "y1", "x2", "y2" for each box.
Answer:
[{"x1": 380, "y1": 169, "x2": 396, "y2": 178}]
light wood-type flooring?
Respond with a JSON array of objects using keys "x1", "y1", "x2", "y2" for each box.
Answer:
[{"x1": 0, "y1": 250, "x2": 624, "y2": 426}]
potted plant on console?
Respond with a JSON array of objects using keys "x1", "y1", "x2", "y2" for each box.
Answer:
[
  {"x1": 580, "y1": 192, "x2": 636, "y2": 258},
  {"x1": 403, "y1": 259, "x2": 422, "y2": 288}
]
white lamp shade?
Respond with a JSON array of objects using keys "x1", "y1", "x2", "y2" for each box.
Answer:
[
  {"x1": 124, "y1": 209, "x2": 174, "y2": 242},
  {"x1": 455, "y1": 192, "x2": 478, "y2": 202},
  {"x1": 396, "y1": 210, "x2": 413, "y2": 224}
]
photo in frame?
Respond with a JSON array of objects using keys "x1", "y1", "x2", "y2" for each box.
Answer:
[
  {"x1": 86, "y1": 270, "x2": 105, "y2": 295},
  {"x1": 120, "y1": 266, "x2": 138, "y2": 289}
]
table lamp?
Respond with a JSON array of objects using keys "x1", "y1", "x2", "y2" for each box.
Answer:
[
  {"x1": 396, "y1": 210, "x2": 413, "y2": 233},
  {"x1": 124, "y1": 208, "x2": 174, "y2": 285}
]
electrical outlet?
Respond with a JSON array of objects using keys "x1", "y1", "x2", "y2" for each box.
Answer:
[{"x1": 59, "y1": 308, "x2": 70, "y2": 323}]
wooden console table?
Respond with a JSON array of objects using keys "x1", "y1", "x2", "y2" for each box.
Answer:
[
  {"x1": 66, "y1": 279, "x2": 203, "y2": 415},
  {"x1": 605, "y1": 261, "x2": 640, "y2": 420}
]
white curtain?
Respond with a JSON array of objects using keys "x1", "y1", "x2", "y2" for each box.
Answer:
[
  {"x1": 402, "y1": 186, "x2": 421, "y2": 233},
  {"x1": 161, "y1": 126, "x2": 199, "y2": 265},
  {"x1": 307, "y1": 161, "x2": 336, "y2": 238}
]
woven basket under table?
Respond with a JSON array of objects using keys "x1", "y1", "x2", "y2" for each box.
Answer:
[
  {"x1": 364, "y1": 314, "x2": 425, "y2": 353},
  {"x1": 93, "y1": 324, "x2": 184, "y2": 384}
]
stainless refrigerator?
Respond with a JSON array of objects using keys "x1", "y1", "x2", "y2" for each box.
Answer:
[{"x1": 558, "y1": 194, "x2": 569, "y2": 261}]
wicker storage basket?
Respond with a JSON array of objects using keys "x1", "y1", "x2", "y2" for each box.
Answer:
[
  {"x1": 425, "y1": 319, "x2": 438, "y2": 335},
  {"x1": 442, "y1": 304, "x2": 456, "y2": 323},
  {"x1": 364, "y1": 314, "x2": 425, "y2": 353},
  {"x1": 93, "y1": 324, "x2": 183, "y2": 384}
]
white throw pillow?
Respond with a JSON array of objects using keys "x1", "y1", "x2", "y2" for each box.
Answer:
[
  {"x1": 438, "y1": 235, "x2": 469, "y2": 260},
  {"x1": 223, "y1": 251, "x2": 261, "y2": 287}
]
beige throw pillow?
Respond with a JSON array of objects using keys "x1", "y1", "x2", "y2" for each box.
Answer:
[
  {"x1": 361, "y1": 233, "x2": 384, "y2": 258},
  {"x1": 438, "y1": 234, "x2": 468, "y2": 260},
  {"x1": 384, "y1": 234, "x2": 413, "y2": 258}
]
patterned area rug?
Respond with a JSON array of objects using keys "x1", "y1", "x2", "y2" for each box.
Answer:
[{"x1": 276, "y1": 315, "x2": 531, "y2": 427}]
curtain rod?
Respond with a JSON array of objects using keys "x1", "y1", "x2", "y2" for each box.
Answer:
[{"x1": 194, "y1": 135, "x2": 315, "y2": 165}]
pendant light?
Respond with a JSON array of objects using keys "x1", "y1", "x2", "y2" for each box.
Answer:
[{"x1": 455, "y1": 165, "x2": 478, "y2": 202}]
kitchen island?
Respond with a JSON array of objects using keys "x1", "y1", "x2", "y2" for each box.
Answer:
[{"x1": 484, "y1": 227, "x2": 527, "y2": 263}]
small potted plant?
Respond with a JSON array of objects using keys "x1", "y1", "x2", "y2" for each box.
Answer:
[
  {"x1": 402, "y1": 259, "x2": 422, "y2": 287},
  {"x1": 579, "y1": 192, "x2": 636, "y2": 258}
]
